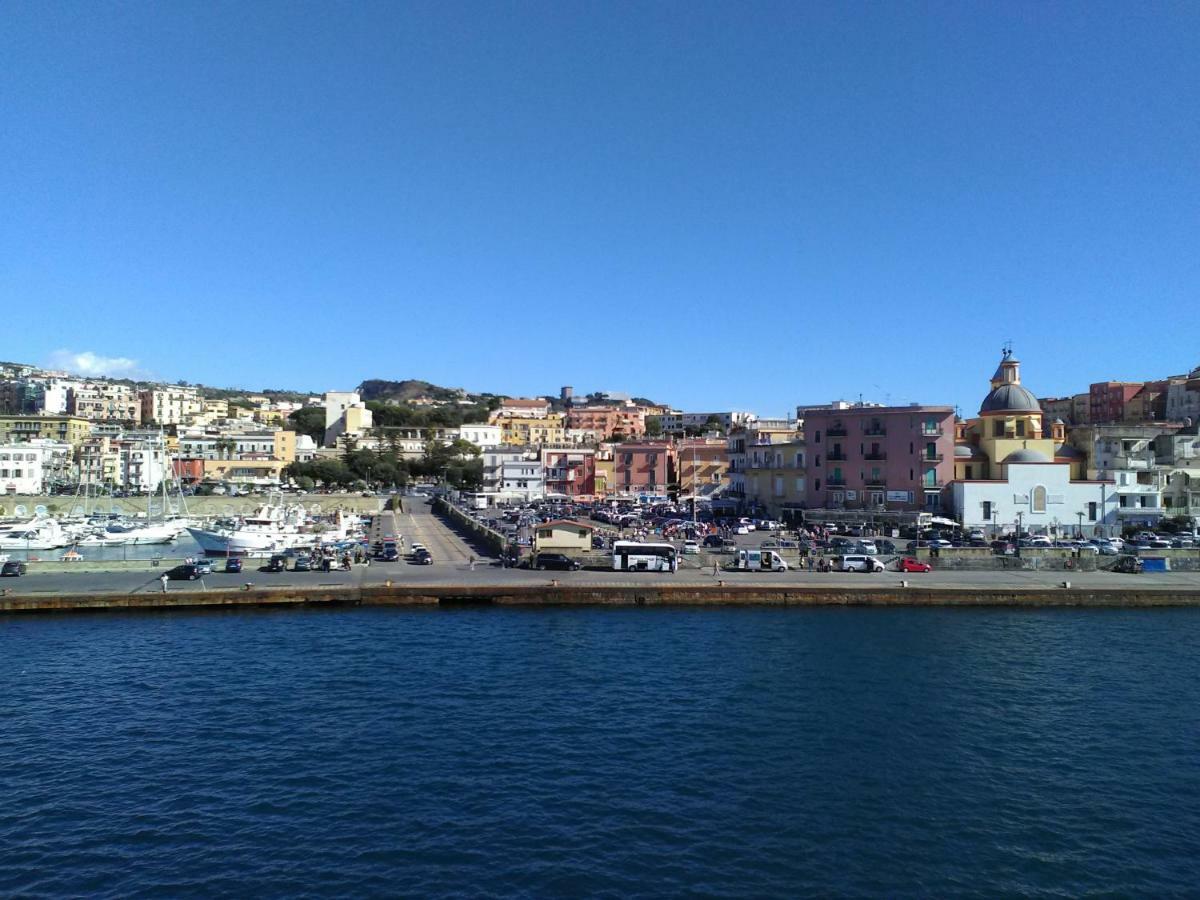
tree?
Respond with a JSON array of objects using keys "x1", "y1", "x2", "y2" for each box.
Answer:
[
  {"x1": 288, "y1": 407, "x2": 327, "y2": 443},
  {"x1": 644, "y1": 416, "x2": 663, "y2": 438}
]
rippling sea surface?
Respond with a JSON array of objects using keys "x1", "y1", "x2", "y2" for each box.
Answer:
[{"x1": 3, "y1": 607, "x2": 1199, "y2": 897}]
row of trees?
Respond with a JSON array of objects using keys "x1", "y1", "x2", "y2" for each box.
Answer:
[{"x1": 284, "y1": 440, "x2": 484, "y2": 491}]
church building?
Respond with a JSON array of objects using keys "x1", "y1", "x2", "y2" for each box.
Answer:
[{"x1": 950, "y1": 350, "x2": 1117, "y2": 537}]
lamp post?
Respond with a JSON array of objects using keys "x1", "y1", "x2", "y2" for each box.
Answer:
[
  {"x1": 1077, "y1": 511, "x2": 1084, "y2": 539},
  {"x1": 1016, "y1": 511, "x2": 1024, "y2": 557}
]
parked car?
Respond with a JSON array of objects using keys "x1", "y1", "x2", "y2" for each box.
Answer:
[
  {"x1": 681, "y1": 540, "x2": 700, "y2": 555},
  {"x1": 533, "y1": 553, "x2": 581, "y2": 571},
  {"x1": 702, "y1": 534, "x2": 726, "y2": 548},
  {"x1": 192, "y1": 559, "x2": 213, "y2": 575},
  {"x1": 293, "y1": 555, "x2": 313, "y2": 572},
  {"x1": 168, "y1": 563, "x2": 204, "y2": 580},
  {"x1": 839, "y1": 554, "x2": 885, "y2": 573},
  {"x1": 266, "y1": 554, "x2": 287, "y2": 572},
  {"x1": 1, "y1": 560, "x2": 28, "y2": 577},
  {"x1": 224, "y1": 558, "x2": 243, "y2": 573},
  {"x1": 899, "y1": 557, "x2": 932, "y2": 573},
  {"x1": 1113, "y1": 555, "x2": 1144, "y2": 574},
  {"x1": 990, "y1": 540, "x2": 1016, "y2": 556},
  {"x1": 854, "y1": 541, "x2": 878, "y2": 555}
]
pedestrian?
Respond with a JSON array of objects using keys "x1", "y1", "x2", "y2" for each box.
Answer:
[
  {"x1": 160, "y1": 573, "x2": 168, "y2": 593},
  {"x1": 469, "y1": 555, "x2": 476, "y2": 571}
]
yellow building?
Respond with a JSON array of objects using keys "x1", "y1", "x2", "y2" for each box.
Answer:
[
  {"x1": 0, "y1": 415, "x2": 92, "y2": 447},
  {"x1": 954, "y1": 352, "x2": 1087, "y2": 481},
  {"x1": 202, "y1": 458, "x2": 287, "y2": 484},
  {"x1": 533, "y1": 519, "x2": 595, "y2": 556},
  {"x1": 742, "y1": 438, "x2": 807, "y2": 521},
  {"x1": 499, "y1": 413, "x2": 566, "y2": 446},
  {"x1": 594, "y1": 454, "x2": 613, "y2": 496},
  {"x1": 272, "y1": 429, "x2": 297, "y2": 464}
]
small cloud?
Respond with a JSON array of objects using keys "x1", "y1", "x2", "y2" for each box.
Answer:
[{"x1": 45, "y1": 349, "x2": 142, "y2": 378}]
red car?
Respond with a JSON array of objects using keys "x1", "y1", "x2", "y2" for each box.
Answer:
[{"x1": 899, "y1": 557, "x2": 932, "y2": 573}]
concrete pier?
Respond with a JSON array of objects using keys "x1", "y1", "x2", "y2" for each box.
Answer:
[{"x1": 4, "y1": 581, "x2": 1200, "y2": 614}]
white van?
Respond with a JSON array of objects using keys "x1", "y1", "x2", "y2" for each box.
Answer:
[
  {"x1": 839, "y1": 554, "x2": 885, "y2": 573},
  {"x1": 733, "y1": 549, "x2": 789, "y2": 572}
]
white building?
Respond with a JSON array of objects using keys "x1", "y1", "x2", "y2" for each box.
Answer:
[
  {"x1": 0, "y1": 443, "x2": 49, "y2": 494},
  {"x1": 457, "y1": 424, "x2": 502, "y2": 449},
  {"x1": 500, "y1": 458, "x2": 544, "y2": 503},
  {"x1": 323, "y1": 390, "x2": 373, "y2": 447},
  {"x1": 951, "y1": 451, "x2": 1119, "y2": 537},
  {"x1": 1166, "y1": 371, "x2": 1200, "y2": 424},
  {"x1": 659, "y1": 411, "x2": 757, "y2": 433}
]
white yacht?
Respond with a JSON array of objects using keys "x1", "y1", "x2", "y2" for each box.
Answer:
[{"x1": 0, "y1": 518, "x2": 71, "y2": 551}]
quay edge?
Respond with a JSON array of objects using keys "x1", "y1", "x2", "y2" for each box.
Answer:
[{"x1": 4, "y1": 583, "x2": 1200, "y2": 614}]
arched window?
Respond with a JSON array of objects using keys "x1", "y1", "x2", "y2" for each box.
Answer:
[{"x1": 1032, "y1": 485, "x2": 1047, "y2": 513}]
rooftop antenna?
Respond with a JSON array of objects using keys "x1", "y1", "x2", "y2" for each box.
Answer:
[{"x1": 1002, "y1": 340, "x2": 1013, "y2": 360}]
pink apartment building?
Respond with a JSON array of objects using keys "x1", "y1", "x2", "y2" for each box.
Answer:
[{"x1": 803, "y1": 405, "x2": 955, "y2": 511}]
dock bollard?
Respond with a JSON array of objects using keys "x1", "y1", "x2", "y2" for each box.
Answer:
[
  {"x1": 1062, "y1": 581, "x2": 1071, "y2": 589},
  {"x1": 901, "y1": 579, "x2": 908, "y2": 588}
]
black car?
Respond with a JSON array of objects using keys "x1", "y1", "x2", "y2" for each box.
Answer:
[
  {"x1": 377, "y1": 545, "x2": 399, "y2": 562},
  {"x1": 702, "y1": 534, "x2": 726, "y2": 548},
  {"x1": 413, "y1": 548, "x2": 433, "y2": 565},
  {"x1": 224, "y1": 558, "x2": 243, "y2": 573},
  {"x1": 533, "y1": 553, "x2": 581, "y2": 571},
  {"x1": 1, "y1": 560, "x2": 28, "y2": 577},
  {"x1": 168, "y1": 563, "x2": 204, "y2": 580},
  {"x1": 266, "y1": 555, "x2": 287, "y2": 572}
]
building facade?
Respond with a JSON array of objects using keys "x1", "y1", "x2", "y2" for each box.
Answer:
[{"x1": 804, "y1": 404, "x2": 955, "y2": 512}]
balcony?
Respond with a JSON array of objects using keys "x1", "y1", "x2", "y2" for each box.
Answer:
[
  {"x1": 921, "y1": 480, "x2": 944, "y2": 489},
  {"x1": 865, "y1": 477, "x2": 887, "y2": 486},
  {"x1": 921, "y1": 427, "x2": 944, "y2": 437},
  {"x1": 826, "y1": 452, "x2": 848, "y2": 462},
  {"x1": 827, "y1": 477, "x2": 847, "y2": 487},
  {"x1": 864, "y1": 452, "x2": 886, "y2": 461},
  {"x1": 864, "y1": 427, "x2": 887, "y2": 436},
  {"x1": 922, "y1": 453, "x2": 944, "y2": 463},
  {"x1": 826, "y1": 427, "x2": 847, "y2": 437}
]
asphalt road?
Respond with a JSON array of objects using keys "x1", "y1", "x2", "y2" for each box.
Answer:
[{"x1": 6, "y1": 503, "x2": 1200, "y2": 595}]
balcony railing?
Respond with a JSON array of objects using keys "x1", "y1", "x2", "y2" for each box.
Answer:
[
  {"x1": 864, "y1": 452, "x2": 886, "y2": 460},
  {"x1": 921, "y1": 427, "x2": 944, "y2": 437},
  {"x1": 864, "y1": 427, "x2": 887, "y2": 436},
  {"x1": 826, "y1": 427, "x2": 847, "y2": 437},
  {"x1": 827, "y1": 477, "x2": 847, "y2": 486},
  {"x1": 923, "y1": 453, "x2": 944, "y2": 463},
  {"x1": 826, "y1": 452, "x2": 848, "y2": 462},
  {"x1": 865, "y1": 477, "x2": 887, "y2": 486},
  {"x1": 921, "y1": 480, "x2": 944, "y2": 489}
]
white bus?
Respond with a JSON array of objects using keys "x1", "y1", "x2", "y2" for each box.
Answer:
[{"x1": 612, "y1": 541, "x2": 678, "y2": 573}]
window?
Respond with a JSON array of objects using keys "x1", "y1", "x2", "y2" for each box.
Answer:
[
  {"x1": 966, "y1": 465, "x2": 974, "y2": 479},
  {"x1": 982, "y1": 501, "x2": 992, "y2": 520},
  {"x1": 831, "y1": 491, "x2": 843, "y2": 503},
  {"x1": 1031, "y1": 485, "x2": 1047, "y2": 513},
  {"x1": 814, "y1": 431, "x2": 821, "y2": 443},
  {"x1": 1016, "y1": 420, "x2": 1026, "y2": 437},
  {"x1": 993, "y1": 421, "x2": 1004, "y2": 437},
  {"x1": 1088, "y1": 501, "x2": 1098, "y2": 521},
  {"x1": 1119, "y1": 495, "x2": 1129, "y2": 508}
]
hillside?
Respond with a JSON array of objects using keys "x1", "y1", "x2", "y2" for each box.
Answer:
[{"x1": 357, "y1": 379, "x2": 469, "y2": 403}]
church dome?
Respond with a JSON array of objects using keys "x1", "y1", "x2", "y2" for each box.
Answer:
[
  {"x1": 1054, "y1": 444, "x2": 1083, "y2": 459},
  {"x1": 954, "y1": 445, "x2": 973, "y2": 458},
  {"x1": 980, "y1": 383, "x2": 1041, "y2": 414},
  {"x1": 1002, "y1": 448, "x2": 1051, "y2": 464}
]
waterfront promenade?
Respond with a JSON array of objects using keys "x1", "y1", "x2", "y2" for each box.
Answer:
[{"x1": 4, "y1": 502, "x2": 1200, "y2": 611}]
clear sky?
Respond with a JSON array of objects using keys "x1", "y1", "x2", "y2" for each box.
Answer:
[{"x1": 3, "y1": 1, "x2": 1197, "y2": 416}]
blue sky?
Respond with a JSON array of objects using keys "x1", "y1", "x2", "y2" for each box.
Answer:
[{"x1": 2, "y1": 1, "x2": 1197, "y2": 416}]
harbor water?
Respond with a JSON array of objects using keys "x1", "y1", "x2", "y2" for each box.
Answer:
[{"x1": 2, "y1": 607, "x2": 1198, "y2": 896}]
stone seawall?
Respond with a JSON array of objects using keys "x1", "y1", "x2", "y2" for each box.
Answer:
[{"x1": 5, "y1": 582, "x2": 1200, "y2": 614}]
